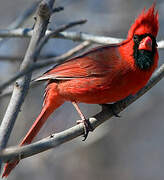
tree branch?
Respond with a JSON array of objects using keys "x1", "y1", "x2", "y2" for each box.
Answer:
[
  {"x1": 0, "y1": 0, "x2": 56, "y2": 172},
  {"x1": 0, "y1": 29, "x2": 164, "y2": 48},
  {"x1": 0, "y1": 63, "x2": 164, "y2": 162},
  {"x1": 57, "y1": 31, "x2": 123, "y2": 44},
  {"x1": 52, "y1": 6, "x2": 64, "y2": 13},
  {"x1": 0, "y1": 29, "x2": 124, "y2": 43}
]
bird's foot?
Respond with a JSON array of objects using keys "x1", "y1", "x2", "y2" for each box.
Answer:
[
  {"x1": 72, "y1": 101, "x2": 93, "y2": 141},
  {"x1": 100, "y1": 104, "x2": 121, "y2": 118},
  {"x1": 77, "y1": 118, "x2": 93, "y2": 141}
]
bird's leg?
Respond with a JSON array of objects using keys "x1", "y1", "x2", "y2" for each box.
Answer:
[
  {"x1": 100, "y1": 104, "x2": 121, "y2": 118},
  {"x1": 72, "y1": 102, "x2": 93, "y2": 141}
]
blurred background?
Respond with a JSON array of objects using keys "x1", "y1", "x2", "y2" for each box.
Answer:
[{"x1": 0, "y1": 0, "x2": 164, "y2": 179}]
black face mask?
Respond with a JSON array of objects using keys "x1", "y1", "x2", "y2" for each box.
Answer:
[{"x1": 133, "y1": 33, "x2": 157, "y2": 70}]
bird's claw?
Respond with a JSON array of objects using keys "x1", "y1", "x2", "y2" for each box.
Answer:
[{"x1": 77, "y1": 119, "x2": 93, "y2": 141}]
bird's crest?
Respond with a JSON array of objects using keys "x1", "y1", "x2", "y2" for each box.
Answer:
[{"x1": 128, "y1": 4, "x2": 159, "y2": 38}]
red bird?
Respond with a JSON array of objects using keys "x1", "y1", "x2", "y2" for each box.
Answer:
[{"x1": 2, "y1": 4, "x2": 159, "y2": 177}]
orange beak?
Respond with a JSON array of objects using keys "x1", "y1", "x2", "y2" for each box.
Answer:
[{"x1": 138, "y1": 36, "x2": 152, "y2": 51}]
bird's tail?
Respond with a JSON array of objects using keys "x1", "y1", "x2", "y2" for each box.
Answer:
[{"x1": 2, "y1": 83, "x2": 64, "y2": 178}]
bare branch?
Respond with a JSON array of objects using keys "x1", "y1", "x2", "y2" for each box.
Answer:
[
  {"x1": 0, "y1": 63, "x2": 164, "y2": 162},
  {"x1": 0, "y1": 29, "x2": 123, "y2": 43},
  {"x1": 52, "y1": 6, "x2": 64, "y2": 13},
  {"x1": 57, "y1": 31, "x2": 123, "y2": 44},
  {"x1": 32, "y1": 19, "x2": 87, "y2": 61},
  {"x1": 0, "y1": 29, "x2": 163, "y2": 48},
  {"x1": 157, "y1": 40, "x2": 164, "y2": 49},
  {"x1": 0, "y1": 0, "x2": 56, "y2": 172}
]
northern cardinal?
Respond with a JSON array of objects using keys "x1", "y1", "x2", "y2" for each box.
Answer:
[{"x1": 2, "y1": 4, "x2": 159, "y2": 177}]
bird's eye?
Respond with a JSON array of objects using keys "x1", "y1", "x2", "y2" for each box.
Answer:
[{"x1": 133, "y1": 35, "x2": 139, "y2": 42}]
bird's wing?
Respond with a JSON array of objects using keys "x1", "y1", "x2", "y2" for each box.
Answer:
[{"x1": 35, "y1": 45, "x2": 119, "y2": 81}]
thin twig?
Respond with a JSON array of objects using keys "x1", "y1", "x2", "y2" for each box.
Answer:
[
  {"x1": 32, "y1": 19, "x2": 87, "y2": 61},
  {"x1": 0, "y1": 63, "x2": 164, "y2": 162},
  {"x1": 52, "y1": 6, "x2": 64, "y2": 13},
  {"x1": 0, "y1": 0, "x2": 56, "y2": 172}
]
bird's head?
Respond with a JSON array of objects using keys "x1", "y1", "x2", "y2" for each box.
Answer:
[{"x1": 127, "y1": 4, "x2": 159, "y2": 70}]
